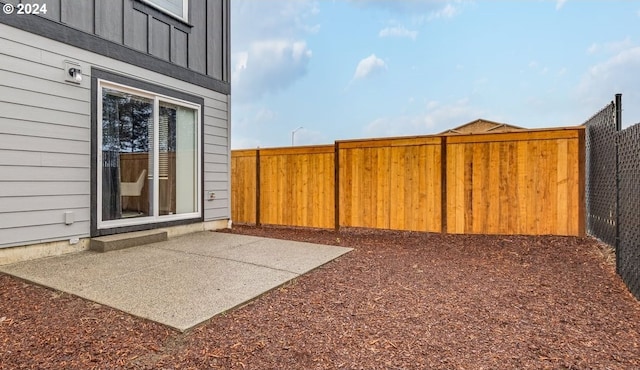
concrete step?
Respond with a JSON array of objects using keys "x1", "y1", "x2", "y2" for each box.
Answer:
[{"x1": 90, "y1": 230, "x2": 168, "y2": 252}]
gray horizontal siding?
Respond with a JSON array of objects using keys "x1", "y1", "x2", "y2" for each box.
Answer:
[
  {"x1": 0, "y1": 150, "x2": 88, "y2": 168},
  {"x1": 0, "y1": 166, "x2": 88, "y2": 181},
  {"x1": 204, "y1": 134, "x2": 227, "y2": 146},
  {"x1": 0, "y1": 222, "x2": 90, "y2": 247},
  {"x1": 206, "y1": 153, "x2": 227, "y2": 164},
  {"x1": 206, "y1": 125, "x2": 227, "y2": 138},
  {"x1": 204, "y1": 144, "x2": 228, "y2": 155},
  {"x1": 205, "y1": 96, "x2": 227, "y2": 112},
  {"x1": 205, "y1": 207, "x2": 229, "y2": 220},
  {"x1": 204, "y1": 162, "x2": 227, "y2": 173},
  {"x1": 203, "y1": 91, "x2": 229, "y2": 222},
  {"x1": 1, "y1": 23, "x2": 230, "y2": 247},
  {"x1": 0, "y1": 68, "x2": 90, "y2": 102},
  {"x1": 0, "y1": 195, "x2": 90, "y2": 213},
  {"x1": 0, "y1": 86, "x2": 89, "y2": 115},
  {"x1": 204, "y1": 109, "x2": 227, "y2": 121},
  {"x1": 0, "y1": 119, "x2": 90, "y2": 142},
  {"x1": 0, "y1": 208, "x2": 90, "y2": 229},
  {"x1": 1, "y1": 182, "x2": 89, "y2": 197},
  {"x1": 0, "y1": 102, "x2": 89, "y2": 129},
  {"x1": 0, "y1": 135, "x2": 89, "y2": 154}
]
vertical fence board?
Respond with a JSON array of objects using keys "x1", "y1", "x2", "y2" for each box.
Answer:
[
  {"x1": 375, "y1": 148, "x2": 389, "y2": 229},
  {"x1": 487, "y1": 142, "x2": 501, "y2": 233},
  {"x1": 516, "y1": 140, "x2": 529, "y2": 234},
  {"x1": 556, "y1": 139, "x2": 569, "y2": 235},
  {"x1": 230, "y1": 150, "x2": 257, "y2": 224},
  {"x1": 567, "y1": 138, "x2": 580, "y2": 236}
]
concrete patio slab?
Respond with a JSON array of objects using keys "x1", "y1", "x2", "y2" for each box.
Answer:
[{"x1": 0, "y1": 231, "x2": 352, "y2": 331}]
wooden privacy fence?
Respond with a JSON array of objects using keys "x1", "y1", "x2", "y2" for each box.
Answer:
[{"x1": 231, "y1": 128, "x2": 585, "y2": 236}]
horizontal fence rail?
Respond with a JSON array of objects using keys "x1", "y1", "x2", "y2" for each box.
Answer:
[{"x1": 231, "y1": 128, "x2": 586, "y2": 236}]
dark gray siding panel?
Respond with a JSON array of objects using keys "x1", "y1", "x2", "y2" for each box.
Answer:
[
  {"x1": 96, "y1": 0, "x2": 123, "y2": 43},
  {"x1": 207, "y1": 0, "x2": 222, "y2": 80},
  {"x1": 223, "y1": 0, "x2": 229, "y2": 82},
  {"x1": 150, "y1": 18, "x2": 170, "y2": 61},
  {"x1": 40, "y1": 0, "x2": 62, "y2": 23},
  {"x1": 61, "y1": 0, "x2": 94, "y2": 34},
  {"x1": 173, "y1": 29, "x2": 188, "y2": 67},
  {"x1": 129, "y1": 9, "x2": 149, "y2": 53},
  {"x1": 1, "y1": 0, "x2": 230, "y2": 87},
  {"x1": 187, "y1": 0, "x2": 206, "y2": 74}
]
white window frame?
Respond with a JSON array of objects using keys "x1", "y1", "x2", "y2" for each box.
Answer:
[
  {"x1": 97, "y1": 79, "x2": 201, "y2": 230},
  {"x1": 140, "y1": 0, "x2": 188, "y2": 22}
]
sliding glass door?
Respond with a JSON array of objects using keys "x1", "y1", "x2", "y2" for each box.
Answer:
[{"x1": 98, "y1": 81, "x2": 201, "y2": 229}]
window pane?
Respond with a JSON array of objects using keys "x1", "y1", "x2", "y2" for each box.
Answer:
[
  {"x1": 146, "y1": 0, "x2": 184, "y2": 18},
  {"x1": 175, "y1": 106, "x2": 197, "y2": 214},
  {"x1": 101, "y1": 88, "x2": 153, "y2": 221},
  {"x1": 158, "y1": 102, "x2": 197, "y2": 216}
]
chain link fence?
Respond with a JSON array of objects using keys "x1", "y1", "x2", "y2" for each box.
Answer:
[
  {"x1": 584, "y1": 103, "x2": 617, "y2": 246},
  {"x1": 584, "y1": 95, "x2": 640, "y2": 300},
  {"x1": 617, "y1": 123, "x2": 640, "y2": 297}
]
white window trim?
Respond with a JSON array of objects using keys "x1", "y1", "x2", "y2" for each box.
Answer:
[
  {"x1": 140, "y1": 0, "x2": 189, "y2": 23},
  {"x1": 97, "y1": 79, "x2": 201, "y2": 230}
]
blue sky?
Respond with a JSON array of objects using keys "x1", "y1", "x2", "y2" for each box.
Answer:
[{"x1": 230, "y1": 0, "x2": 640, "y2": 148}]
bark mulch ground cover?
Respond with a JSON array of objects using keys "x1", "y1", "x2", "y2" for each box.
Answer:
[{"x1": 1, "y1": 225, "x2": 640, "y2": 369}]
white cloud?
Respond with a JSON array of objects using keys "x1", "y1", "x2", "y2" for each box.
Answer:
[
  {"x1": 364, "y1": 98, "x2": 485, "y2": 137},
  {"x1": 350, "y1": 0, "x2": 446, "y2": 12},
  {"x1": 254, "y1": 108, "x2": 277, "y2": 123},
  {"x1": 556, "y1": 0, "x2": 567, "y2": 10},
  {"x1": 577, "y1": 46, "x2": 640, "y2": 127},
  {"x1": 527, "y1": 60, "x2": 549, "y2": 75},
  {"x1": 353, "y1": 54, "x2": 387, "y2": 80},
  {"x1": 379, "y1": 25, "x2": 418, "y2": 40},
  {"x1": 232, "y1": 40, "x2": 312, "y2": 102},
  {"x1": 428, "y1": 3, "x2": 458, "y2": 20},
  {"x1": 231, "y1": 1, "x2": 319, "y2": 103},
  {"x1": 231, "y1": 135, "x2": 262, "y2": 150},
  {"x1": 607, "y1": 37, "x2": 632, "y2": 54},
  {"x1": 587, "y1": 37, "x2": 634, "y2": 55},
  {"x1": 232, "y1": 1, "x2": 319, "y2": 45},
  {"x1": 349, "y1": 0, "x2": 465, "y2": 21},
  {"x1": 292, "y1": 128, "x2": 330, "y2": 146}
]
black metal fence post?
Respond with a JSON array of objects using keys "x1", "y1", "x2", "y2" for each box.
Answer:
[{"x1": 614, "y1": 93, "x2": 622, "y2": 274}]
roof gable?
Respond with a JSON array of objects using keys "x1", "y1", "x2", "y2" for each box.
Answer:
[{"x1": 439, "y1": 119, "x2": 525, "y2": 135}]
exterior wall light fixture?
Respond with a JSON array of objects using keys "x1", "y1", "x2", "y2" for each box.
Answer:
[
  {"x1": 68, "y1": 67, "x2": 82, "y2": 83},
  {"x1": 64, "y1": 60, "x2": 83, "y2": 84}
]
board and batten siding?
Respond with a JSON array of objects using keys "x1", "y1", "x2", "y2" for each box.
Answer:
[
  {"x1": 0, "y1": 24, "x2": 230, "y2": 248},
  {"x1": 1, "y1": 0, "x2": 229, "y2": 82}
]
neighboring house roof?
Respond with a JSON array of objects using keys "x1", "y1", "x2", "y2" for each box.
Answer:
[{"x1": 439, "y1": 119, "x2": 525, "y2": 135}]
